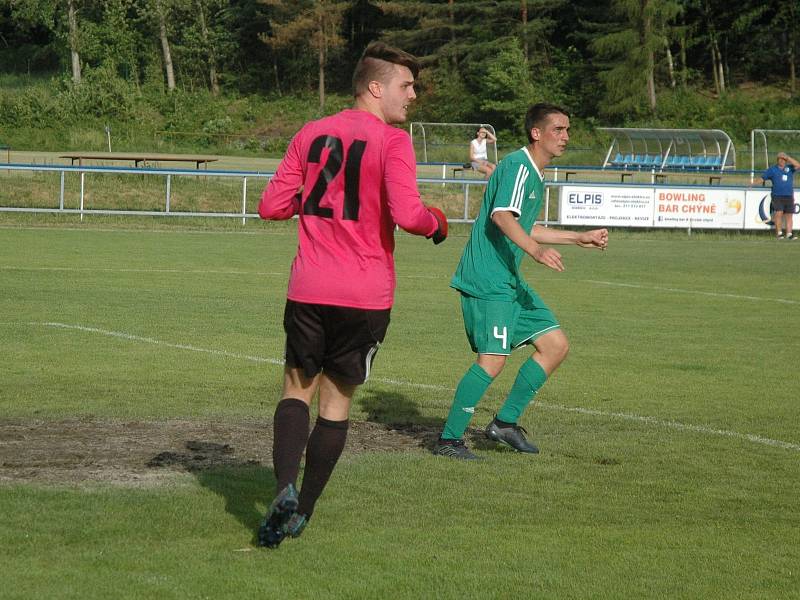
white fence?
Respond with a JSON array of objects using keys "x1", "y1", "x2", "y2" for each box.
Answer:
[
  {"x1": 0, "y1": 163, "x2": 272, "y2": 224},
  {"x1": 0, "y1": 163, "x2": 493, "y2": 224},
  {"x1": 0, "y1": 163, "x2": 781, "y2": 229}
]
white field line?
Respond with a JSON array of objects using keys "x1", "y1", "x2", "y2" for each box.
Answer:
[
  {"x1": 0, "y1": 266, "x2": 287, "y2": 277},
  {"x1": 0, "y1": 225, "x2": 279, "y2": 237},
  {"x1": 2, "y1": 265, "x2": 436, "y2": 280},
  {"x1": 5, "y1": 265, "x2": 798, "y2": 304},
  {"x1": 34, "y1": 322, "x2": 283, "y2": 366},
  {"x1": 538, "y1": 404, "x2": 800, "y2": 452},
  {"x1": 21, "y1": 321, "x2": 800, "y2": 453},
  {"x1": 584, "y1": 279, "x2": 799, "y2": 305}
]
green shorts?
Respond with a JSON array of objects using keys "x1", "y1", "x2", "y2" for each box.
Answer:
[{"x1": 460, "y1": 289, "x2": 560, "y2": 355}]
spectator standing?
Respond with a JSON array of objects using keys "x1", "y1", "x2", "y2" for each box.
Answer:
[{"x1": 762, "y1": 152, "x2": 800, "y2": 239}]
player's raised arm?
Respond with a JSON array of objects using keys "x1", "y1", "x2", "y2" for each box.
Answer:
[{"x1": 783, "y1": 153, "x2": 800, "y2": 169}]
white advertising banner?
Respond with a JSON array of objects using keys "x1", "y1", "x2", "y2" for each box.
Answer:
[
  {"x1": 652, "y1": 188, "x2": 746, "y2": 229},
  {"x1": 742, "y1": 189, "x2": 800, "y2": 230},
  {"x1": 557, "y1": 184, "x2": 798, "y2": 230},
  {"x1": 559, "y1": 186, "x2": 654, "y2": 227}
]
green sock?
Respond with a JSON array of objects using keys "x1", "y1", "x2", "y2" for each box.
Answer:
[
  {"x1": 497, "y1": 358, "x2": 547, "y2": 424},
  {"x1": 441, "y1": 363, "x2": 494, "y2": 440}
]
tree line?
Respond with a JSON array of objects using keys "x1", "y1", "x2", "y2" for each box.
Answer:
[{"x1": 1, "y1": 0, "x2": 798, "y2": 131}]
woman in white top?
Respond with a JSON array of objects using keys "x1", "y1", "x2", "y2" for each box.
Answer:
[{"x1": 469, "y1": 126, "x2": 497, "y2": 178}]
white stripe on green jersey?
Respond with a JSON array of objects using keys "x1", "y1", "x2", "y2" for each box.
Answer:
[
  {"x1": 509, "y1": 164, "x2": 529, "y2": 215},
  {"x1": 451, "y1": 147, "x2": 545, "y2": 301}
]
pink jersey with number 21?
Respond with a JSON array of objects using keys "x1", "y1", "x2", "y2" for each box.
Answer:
[{"x1": 259, "y1": 109, "x2": 438, "y2": 310}]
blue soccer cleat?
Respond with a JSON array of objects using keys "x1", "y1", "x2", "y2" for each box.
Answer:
[{"x1": 257, "y1": 483, "x2": 299, "y2": 549}]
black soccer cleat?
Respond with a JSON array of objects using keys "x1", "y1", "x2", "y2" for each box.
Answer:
[
  {"x1": 485, "y1": 419, "x2": 539, "y2": 454},
  {"x1": 257, "y1": 483, "x2": 299, "y2": 549},
  {"x1": 433, "y1": 438, "x2": 483, "y2": 460}
]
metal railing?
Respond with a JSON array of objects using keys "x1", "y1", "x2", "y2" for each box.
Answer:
[
  {"x1": 0, "y1": 163, "x2": 274, "y2": 225},
  {"x1": 0, "y1": 163, "x2": 493, "y2": 224},
  {"x1": 1, "y1": 161, "x2": 766, "y2": 231}
]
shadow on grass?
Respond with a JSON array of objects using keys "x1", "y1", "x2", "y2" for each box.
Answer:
[
  {"x1": 358, "y1": 388, "x2": 498, "y2": 451},
  {"x1": 147, "y1": 441, "x2": 274, "y2": 545},
  {"x1": 358, "y1": 387, "x2": 501, "y2": 452},
  {"x1": 195, "y1": 466, "x2": 275, "y2": 545}
]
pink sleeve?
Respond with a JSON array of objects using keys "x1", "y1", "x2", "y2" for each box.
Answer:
[
  {"x1": 384, "y1": 131, "x2": 439, "y2": 237},
  {"x1": 259, "y1": 134, "x2": 303, "y2": 221}
]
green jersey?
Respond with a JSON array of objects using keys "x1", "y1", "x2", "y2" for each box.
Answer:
[{"x1": 451, "y1": 147, "x2": 544, "y2": 300}]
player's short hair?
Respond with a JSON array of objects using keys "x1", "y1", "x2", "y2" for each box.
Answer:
[
  {"x1": 525, "y1": 103, "x2": 570, "y2": 143},
  {"x1": 352, "y1": 42, "x2": 420, "y2": 97}
]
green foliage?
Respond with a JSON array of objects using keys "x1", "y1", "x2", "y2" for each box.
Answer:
[
  {"x1": 462, "y1": 37, "x2": 536, "y2": 136},
  {"x1": 0, "y1": 80, "x2": 55, "y2": 128},
  {"x1": 2, "y1": 0, "x2": 799, "y2": 124},
  {"x1": 0, "y1": 70, "x2": 356, "y2": 154},
  {"x1": 413, "y1": 66, "x2": 476, "y2": 124},
  {"x1": 653, "y1": 86, "x2": 800, "y2": 139},
  {"x1": 58, "y1": 63, "x2": 140, "y2": 120},
  {"x1": 589, "y1": 0, "x2": 683, "y2": 120}
]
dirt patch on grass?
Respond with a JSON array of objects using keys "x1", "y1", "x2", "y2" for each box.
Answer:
[{"x1": 0, "y1": 418, "x2": 448, "y2": 486}]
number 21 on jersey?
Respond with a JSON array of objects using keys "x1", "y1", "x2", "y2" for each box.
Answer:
[{"x1": 304, "y1": 134, "x2": 367, "y2": 221}]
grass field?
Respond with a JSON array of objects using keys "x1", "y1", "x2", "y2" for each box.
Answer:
[{"x1": 1, "y1": 218, "x2": 799, "y2": 599}]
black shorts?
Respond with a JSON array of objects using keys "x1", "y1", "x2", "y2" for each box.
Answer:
[
  {"x1": 283, "y1": 300, "x2": 391, "y2": 385},
  {"x1": 771, "y1": 196, "x2": 797, "y2": 213}
]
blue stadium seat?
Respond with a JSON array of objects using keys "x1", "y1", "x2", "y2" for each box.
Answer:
[{"x1": 667, "y1": 155, "x2": 688, "y2": 169}]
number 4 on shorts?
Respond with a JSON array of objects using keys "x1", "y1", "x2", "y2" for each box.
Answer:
[{"x1": 493, "y1": 326, "x2": 507, "y2": 350}]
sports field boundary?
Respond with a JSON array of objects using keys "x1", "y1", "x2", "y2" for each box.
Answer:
[
  {"x1": 14, "y1": 320, "x2": 800, "y2": 454},
  {"x1": 2, "y1": 263, "x2": 798, "y2": 305}
]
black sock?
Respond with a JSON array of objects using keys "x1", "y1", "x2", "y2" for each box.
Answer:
[
  {"x1": 272, "y1": 398, "x2": 310, "y2": 491},
  {"x1": 298, "y1": 416, "x2": 349, "y2": 517},
  {"x1": 494, "y1": 416, "x2": 516, "y2": 428}
]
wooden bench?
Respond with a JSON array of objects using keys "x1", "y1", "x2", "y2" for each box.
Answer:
[{"x1": 60, "y1": 152, "x2": 218, "y2": 169}]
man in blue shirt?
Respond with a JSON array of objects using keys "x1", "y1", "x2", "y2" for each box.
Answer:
[{"x1": 762, "y1": 152, "x2": 800, "y2": 239}]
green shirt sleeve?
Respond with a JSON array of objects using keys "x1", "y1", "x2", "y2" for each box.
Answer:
[{"x1": 489, "y1": 157, "x2": 530, "y2": 218}]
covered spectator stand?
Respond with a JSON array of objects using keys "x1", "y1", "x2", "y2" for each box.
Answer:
[{"x1": 599, "y1": 128, "x2": 735, "y2": 173}]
